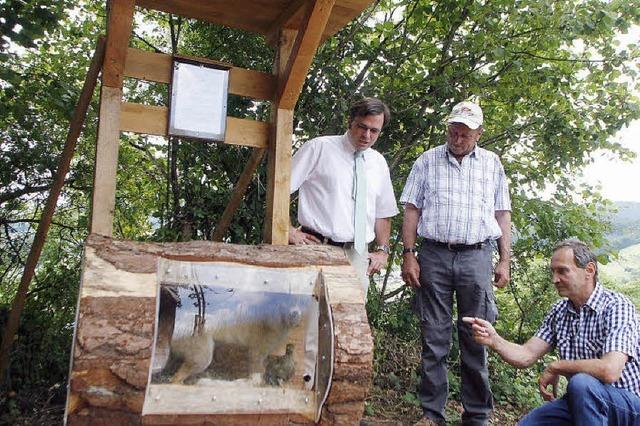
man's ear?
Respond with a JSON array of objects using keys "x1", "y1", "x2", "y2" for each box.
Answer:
[{"x1": 585, "y1": 261, "x2": 596, "y2": 278}]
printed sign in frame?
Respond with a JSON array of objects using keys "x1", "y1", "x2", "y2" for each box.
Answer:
[{"x1": 168, "y1": 57, "x2": 230, "y2": 141}]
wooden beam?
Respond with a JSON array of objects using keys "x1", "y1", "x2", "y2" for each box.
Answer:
[
  {"x1": 264, "y1": 30, "x2": 296, "y2": 245},
  {"x1": 90, "y1": 86, "x2": 123, "y2": 236},
  {"x1": 277, "y1": 0, "x2": 335, "y2": 110},
  {"x1": 265, "y1": 0, "x2": 308, "y2": 44},
  {"x1": 211, "y1": 148, "x2": 265, "y2": 242},
  {"x1": 135, "y1": 0, "x2": 274, "y2": 35},
  {"x1": 0, "y1": 36, "x2": 106, "y2": 383},
  {"x1": 103, "y1": 0, "x2": 135, "y2": 88},
  {"x1": 123, "y1": 48, "x2": 276, "y2": 101},
  {"x1": 119, "y1": 102, "x2": 270, "y2": 149}
]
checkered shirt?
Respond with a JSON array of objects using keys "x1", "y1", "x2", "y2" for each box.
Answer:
[
  {"x1": 536, "y1": 284, "x2": 640, "y2": 397},
  {"x1": 400, "y1": 144, "x2": 511, "y2": 244}
]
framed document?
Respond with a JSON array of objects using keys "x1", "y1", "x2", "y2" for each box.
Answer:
[{"x1": 168, "y1": 57, "x2": 230, "y2": 141}]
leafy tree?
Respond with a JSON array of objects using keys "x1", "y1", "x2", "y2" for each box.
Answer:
[{"x1": 1, "y1": 0, "x2": 639, "y2": 423}]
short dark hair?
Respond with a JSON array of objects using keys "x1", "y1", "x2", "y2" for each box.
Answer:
[
  {"x1": 553, "y1": 238, "x2": 598, "y2": 282},
  {"x1": 348, "y1": 97, "x2": 391, "y2": 128}
]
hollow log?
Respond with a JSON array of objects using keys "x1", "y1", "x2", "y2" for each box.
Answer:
[{"x1": 66, "y1": 235, "x2": 373, "y2": 425}]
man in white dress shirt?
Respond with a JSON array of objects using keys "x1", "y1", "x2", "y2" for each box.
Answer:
[{"x1": 289, "y1": 97, "x2": 399, "y2": 290}]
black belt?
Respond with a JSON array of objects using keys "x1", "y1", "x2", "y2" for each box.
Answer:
[
  {"x1": 301, "y1": 227, "x2": 350, "y2": 247},
  {"x1": 424, "y1": 238, "x2": 487, "y2": 251}
]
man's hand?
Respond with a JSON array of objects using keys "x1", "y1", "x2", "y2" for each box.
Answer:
[
  {"x1": 462, "y1": 317, "x2": 498, "y2": 348},
  {"x1": 288, "y1": 226, "x2": 321, "y2": 245},
  {"x1": 368, "y1": 250, "x2": 388, "y2": 275},
  {"x1": 539, "y1": 365, "x2": 560, "y2": 401},
  {"x1": 494, "y1": 259, "x2": 510, "y2": 288},
  {"x1": 401, "y1": 254, "x2": 421, "y2": 288}
]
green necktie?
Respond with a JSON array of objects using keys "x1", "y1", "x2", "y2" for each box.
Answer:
[{"x1": 353, "y1": 151, "x2": 367, "y2": 254}]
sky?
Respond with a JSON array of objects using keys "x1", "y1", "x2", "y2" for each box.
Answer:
[{"x1": 581, "y1": 119, "x2": 640, "y2": 202}]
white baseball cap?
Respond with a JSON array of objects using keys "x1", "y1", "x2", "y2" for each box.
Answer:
[{"x1": 447, "y1": 101, "x2": 483, "y2": 129}]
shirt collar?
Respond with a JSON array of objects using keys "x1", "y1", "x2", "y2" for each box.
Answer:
[
  {"x1": 341, "y1": 131, "x2": 369, "y2": 156},
  {"x1": 584, "y1": 282, "x2": 605, "y2": 312},
  {"x1": 443, "y1": 144, "x2": 478, "y2": 160},
  {"x1": 566, "y1": 282, "x2": 604, "y2": 314}
]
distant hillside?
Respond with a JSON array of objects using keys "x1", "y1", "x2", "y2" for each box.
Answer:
[
  {"x1": 606, "y1": 201, "x2": 640, "y2": 250},
  {"x1": 600, "y1": 242, "x2": 640, "y2": 285}
]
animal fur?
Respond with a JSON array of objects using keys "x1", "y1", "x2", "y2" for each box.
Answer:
[{"x1": 163, "y1": 293, "x2": 305, "y2": 384}]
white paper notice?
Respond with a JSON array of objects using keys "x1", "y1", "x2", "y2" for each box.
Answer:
[{"x1": 169, "y1": 62, "x2": 228, "y2": 140}]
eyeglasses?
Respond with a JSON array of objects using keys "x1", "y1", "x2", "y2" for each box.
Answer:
[{"x1": 355, "y1": 122, "x2": 382, "y2": 135}]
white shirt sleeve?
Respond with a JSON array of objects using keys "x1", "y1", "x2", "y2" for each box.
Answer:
[
  {"x1": 290, "y1": 139, "x2": 320, "y2": 194},
  {"x1": 376, "y1": 160, "x2": 400, "y2": 218}
]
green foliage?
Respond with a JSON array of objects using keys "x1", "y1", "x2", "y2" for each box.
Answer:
[
  {"x1": 1, "y1": 0, "x2": 639, "y2": 423},
  {"x1": 0, "y1": 0, "x2": 73, "y2": 53}
]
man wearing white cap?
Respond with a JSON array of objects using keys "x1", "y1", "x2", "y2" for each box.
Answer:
[{"x1": 400, "y1": 101, "x2": 512, "y2": 425}]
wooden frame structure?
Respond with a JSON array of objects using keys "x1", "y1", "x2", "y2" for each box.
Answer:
[
  {"x1": 63, "y1": 1, "x2": 378, "y2": 424},
  {"x1": 91, "y1": 0, "x2": 374, "y2": 244}
]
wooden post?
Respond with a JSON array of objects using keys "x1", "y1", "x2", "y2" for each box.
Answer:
[
  {"x1": 264, "y1": 30, "x2": 296, "y2": 245},
  {"x1": 89, "y1": 0, "x2": 135, "y2": 236},
  {"x1": 211, "y1": 148, "x2": 266, "y2": 241},
  {"x1": 0, "y1": 37, "x2": 106, "y2": 381},
  {"x1": 277, "y1": 0, "x2": 335, "y2": 110}
]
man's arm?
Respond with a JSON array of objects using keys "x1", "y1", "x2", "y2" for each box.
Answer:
[
  {"x1": 368, "y1": 217, "x2": 391, "y2": 274},
  {"x1": 401, "y1": 203, "x2": 421, "y2": 288},
  {"x1": 494, "y1": 210, "x2": 512, "y2": 288},
  {"x1": 538, "y1": 352, "x2": 628, "y2": 401},
  {"x1": 544, "y1": 352, "x2": 629, "y2": 385},
  {"x1": 462, "y1": 317, "x2": 551, "y2": 368}
]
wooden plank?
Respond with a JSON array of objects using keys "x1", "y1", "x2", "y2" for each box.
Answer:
[
  {"x1": 277, "y1": 0, "x2": 335, "y2": 110},
  {"x1": 83, "y1": 234, "x2": 348, "y2": 272},
  {"x1": 120, "y1": 102, "x2": 167, "y2": 135},
  {"x1": 143, "y1": 384, "x2": 315, "y2": 418},
  {"x1": 135, "y1": 0, "x2": 282, "y2": 35},
  {"x1": 264, "y1": 30, "x2": 296, "y2": 245},
  {"x1": 135, "y1": 0, "x2": 373, "y2": 40},
  {"x1": 118, "y1": 103, "x2": 270, "y2": 148},
  {"x1": 211, "y1": 148, "x2": 266, "y2": 241},
  {"x1": 90, "y1": 86, "x2": 123, "y2": 236},
  {"x1": 103, "y1": 0, "x2": 135, "y2": 88},
  {"x1": 123, "y1": 48, "x2": 276, "y2": 101}
]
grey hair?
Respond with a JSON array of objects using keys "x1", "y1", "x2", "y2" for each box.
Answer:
[{"x1": 553, "y1": 238, "x2": 598, "y2": 282}]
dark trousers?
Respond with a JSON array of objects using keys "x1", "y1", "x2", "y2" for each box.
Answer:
[
  {"x1": 518, "y1": 373, "x2": 640, "y2": 425},
  {"x1": 414, "y1": 242, "x2": 497, "y2": 425}
]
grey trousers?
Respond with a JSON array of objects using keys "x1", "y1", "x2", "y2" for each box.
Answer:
[{"x1": 414, "y1": 242, "x2": 497, "y2": 426}]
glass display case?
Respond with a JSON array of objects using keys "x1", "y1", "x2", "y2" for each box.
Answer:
[{"x1": 142, "y1": 259, "x2": 332, "y2": 422}]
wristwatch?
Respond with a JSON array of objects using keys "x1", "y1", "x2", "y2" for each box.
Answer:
[
  {"x1": 402, "y1": 247, "x2": 417, "y2": 255},
  {"x1": 374, "y1": 244, "x2": 390, "y2": 254}
]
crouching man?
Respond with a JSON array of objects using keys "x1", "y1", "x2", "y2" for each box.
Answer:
[{"x1": 463, "y1": 239, "x2": 640, "y2": 425}]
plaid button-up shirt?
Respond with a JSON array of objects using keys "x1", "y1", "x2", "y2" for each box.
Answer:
[
  {"x1": 536, "y1": 284, "x2": 640, "y2": 397},
  {"x1": 400, "y1": 144, "x2": 511, "y2": 244}
]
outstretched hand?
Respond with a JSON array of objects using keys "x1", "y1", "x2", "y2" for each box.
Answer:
[{"x1": 462, "y1": 317, "x2": 498, "y2": 348}]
